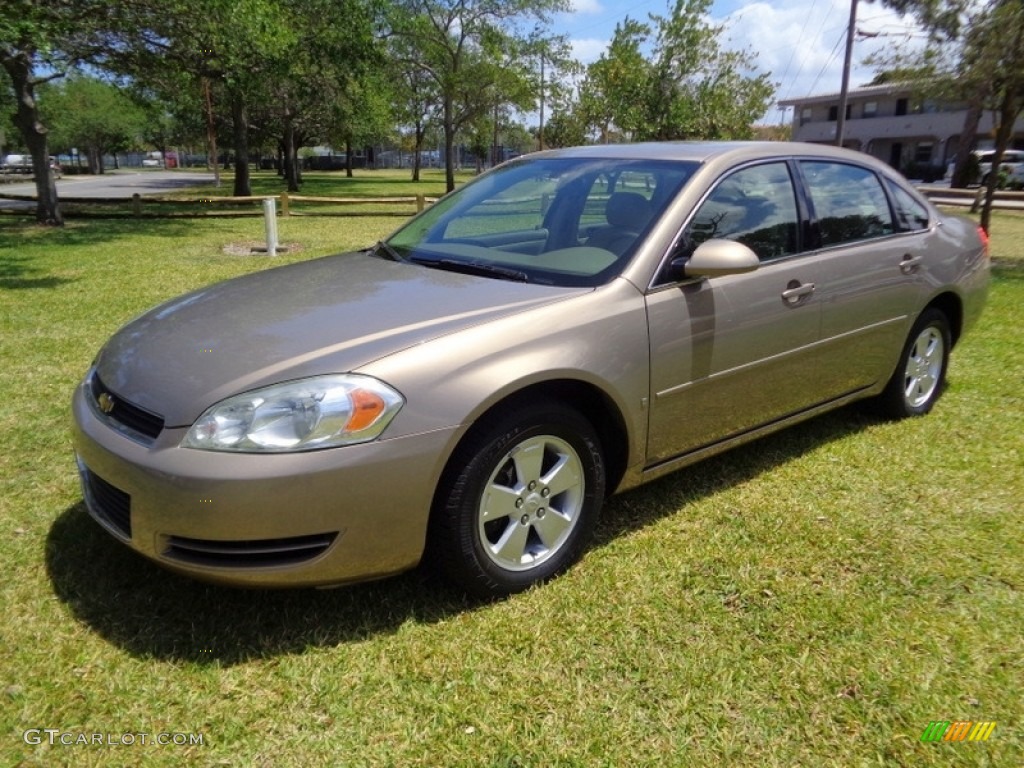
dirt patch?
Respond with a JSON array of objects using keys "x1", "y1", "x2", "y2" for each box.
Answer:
[{"x1": 222, "y1": 241, "x2": 303, "y2": 256}]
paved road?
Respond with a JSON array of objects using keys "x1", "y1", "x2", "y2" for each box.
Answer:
[{"x1": 0, "y1": 170, "x2": 216, "y2": 209}]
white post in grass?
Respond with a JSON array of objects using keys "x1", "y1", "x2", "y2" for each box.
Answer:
[{"x1": 263, "y1": 197, "x2": 278, "y2": 256}]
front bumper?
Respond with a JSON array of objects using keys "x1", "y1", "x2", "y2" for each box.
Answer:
[{"x1": 71, "y1": 379, "x2": 456, "y2": 587}]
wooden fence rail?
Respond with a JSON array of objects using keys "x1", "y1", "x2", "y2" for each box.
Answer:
[
  {"x1": 917, "y1": 185, "x2": 1024, "y2": 210},
  {"x1": 5, "y1": 185, "x2": 1021, "y2": 219},
  {"x1": 0, "y1": 192, "x2": 440, "y2": 219}
]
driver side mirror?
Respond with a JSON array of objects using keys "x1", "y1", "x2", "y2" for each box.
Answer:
[{"x1": 667, "y1": 238, "x2": 760, "y2": 280}]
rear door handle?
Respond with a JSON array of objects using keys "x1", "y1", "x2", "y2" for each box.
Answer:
[
  {"x1": 781, "y1": 280, "x2": 815, "y2": 305},
  {"x1": 900, "y1": 254, "x2": 923, "y2": 274}
]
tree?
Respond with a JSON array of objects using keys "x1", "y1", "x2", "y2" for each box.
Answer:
[
  {"x1": 575, "y1": 0, "x2": 775, "y2": 142},
  {"x1": 963, "y1": 0, "x2": 1024, "y2": 231},
  {"x1": 386, "y1": 0, "x2": 569, "y2": 192},
  {"x1": 328, "y1": 71, "x2": 396, "y2": 178},
  {"x1": 579, "y1": 18, "x2": 651, "y2": 141},
  {"x1": 868, "y1": 0, "x2": 1024, "y2": 230},
  {"x1": 258, "y1": 0, "x2": 380, "y2": 191},
  {"x1": 391, "y1": 61, "x2": 440, "y2": 181},
  {"x1": 541, "y1": 109, "x2": 588, "y2": 147},
  {"x1": 39, "y1": 75, "x2": 148, "y2": 173},
  {"x1": 0, "y1": 0, "x2": 111, "y2": 224}
]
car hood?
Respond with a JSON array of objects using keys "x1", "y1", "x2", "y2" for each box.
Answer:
[{"x1": 94, "y1": 251, "x2": 583, "y2": 426}]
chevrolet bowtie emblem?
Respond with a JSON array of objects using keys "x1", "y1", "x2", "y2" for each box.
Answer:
[{"x1": 97, "y1": 392, "x2": 116, "y2": 414}]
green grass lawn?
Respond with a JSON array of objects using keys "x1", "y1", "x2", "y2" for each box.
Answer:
[{"x1": 0, "y1": 199, "x2": 1021, "y2": 766}]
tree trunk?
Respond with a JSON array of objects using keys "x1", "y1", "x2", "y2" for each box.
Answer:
[
  {"x1": 203, "y1": 77, "x2": 221, "y2": 188},
  {"x1": 230, "y1": 92, "x2": 251, "y2": 197},
  {"x1": 1, "y1": 51, "x2": 62, "y2": 225},
  {"x1": 951, "y1": 95, "x2": 984, "y2": 188},
  {"x1": 980, "y1": 94, "x2": 1021, "y2": 233},
  {"x1": 443, "y1": 98, "x2": 456, "y2": 193},
  {"x1": 411, "y1": 121, "x2": 425, "y2": 182},
  {"x1": 282, "y1": 117, "x2": 300, "y2": 192},
  {"x1": 345, "y1": 140, "x2": 354, "y2": 178}
]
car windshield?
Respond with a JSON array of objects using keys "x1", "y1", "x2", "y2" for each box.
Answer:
[{"x1": 385, "y1": 156, "x2": 698, "y2": 287}]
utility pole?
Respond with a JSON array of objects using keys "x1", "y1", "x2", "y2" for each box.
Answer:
[
  {"x1": 836, "y1": 0, "x2": 858, "y2": 147},
  {"x1": 538, "y1": 53, "x2": 545, "y2": 151}
]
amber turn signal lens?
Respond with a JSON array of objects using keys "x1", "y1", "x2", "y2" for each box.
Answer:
[{"x1": 346, "y1": 388, "x2": 387, "y2": 432}]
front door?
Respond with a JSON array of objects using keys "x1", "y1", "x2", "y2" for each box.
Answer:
[{"x1": 645, "y1": 161, "x2": 821, "y2": 465}]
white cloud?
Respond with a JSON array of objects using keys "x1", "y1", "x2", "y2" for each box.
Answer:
[
  {"x1": 570, "y1": 37, "x2": 611, "y2": 64},
  {"x1": 554, "y1": 0, "x2": 928, "y2": 123},
  {"x1": 718, "y1": 0, "x2": 927, "y2": 113}
]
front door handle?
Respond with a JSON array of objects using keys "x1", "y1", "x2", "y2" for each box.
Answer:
[
  {"x1": 900, "y1": 254, "x2": 923, "y2": 274},
  {"x1": 781, "y1": 280, "x2": 815, "y2": 305}
]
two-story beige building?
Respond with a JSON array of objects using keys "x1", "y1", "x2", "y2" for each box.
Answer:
[{"x1": 780, "y1": 83, "x2": 1024, "y2": 180}]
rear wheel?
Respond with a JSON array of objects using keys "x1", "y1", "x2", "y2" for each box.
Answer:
[
  {"x1": 430, "y1": 403, "x2": 605, "y2": 598},
  {"x1": 876, "y1": 308, "x2": 951, "y2": 418}
]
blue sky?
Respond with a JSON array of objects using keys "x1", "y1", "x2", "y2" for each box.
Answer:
[{"x1": 546, "y1": 0, "x2": 928, "y2": 125}]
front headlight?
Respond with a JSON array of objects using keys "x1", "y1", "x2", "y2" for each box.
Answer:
[{"x1": 182, "y1": 374, "x2": 404, "y2": 453}]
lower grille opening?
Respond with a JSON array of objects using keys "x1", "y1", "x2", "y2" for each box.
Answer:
[
  {"x1": 163, "y1": 532, "x2": 338, "y2": 569},
  {"x1": 81, "y1": 466, "x2": 132, "y2": 539}
]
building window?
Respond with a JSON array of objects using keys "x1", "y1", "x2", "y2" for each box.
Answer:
[
  {"x1": 895, "y1": 98, "x2": 908, "y2": 116},
  {"x1": 914, "y1": 143, "x2": 933, "y2": 163},
  {"x1": 800, "y1": 107, "x2": 812, "y2": 125},
  {"x1": 863, "y1": 101, "x2": 878, "y2": 118},
  {"x1": 827, "y1": 105, "x2": 852, "y2": 122}
]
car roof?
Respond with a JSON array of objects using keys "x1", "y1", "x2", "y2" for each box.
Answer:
[{"x1": 534, "y1": 141, "x2": 881, "y2": 165}]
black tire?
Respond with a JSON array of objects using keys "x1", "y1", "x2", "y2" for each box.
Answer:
[
  {"x1": 876, "y1": 308, "x2": 952, "y2": 419},
  {"x1": 429, "y1": 402, "x2": 605, "y2": 598}
]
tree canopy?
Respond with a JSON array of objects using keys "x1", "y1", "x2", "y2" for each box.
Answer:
[
  {"x1": 563, "y1": 0, "x2": 775, "y2": 143},
  {"x1": 385, "y1": 0, "x2": 569, "y2": 191},
  {"x1": 3, "y1": 0, "x2": 795, "y2": 220}
]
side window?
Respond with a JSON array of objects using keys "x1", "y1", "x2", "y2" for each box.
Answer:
[
  {"x1": 886, "y1": 180, "x2": 930, "y2": 231},
  {"x1": 685, "y1": 162, "x2": 799, "y2": 261},
  {"x1": 801, "y1": 161, "x2": 895, "y2": 247}
]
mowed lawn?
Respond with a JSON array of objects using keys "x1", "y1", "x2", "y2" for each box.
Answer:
[{"x1": 0, "y1": 176, "x2": 1021, "y2": 766}]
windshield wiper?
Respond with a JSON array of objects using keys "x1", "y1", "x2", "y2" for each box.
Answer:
[
  {"x1": 411, "y1": 257, "x2": 530, "y2": 283},
  {"x1": 370, "y1": 240, "x2": 407, "y2": 262}
]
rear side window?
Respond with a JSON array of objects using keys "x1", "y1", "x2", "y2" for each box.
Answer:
[
  {"x1": 887, "y1": 180, "x2": 930, "y2": 231},
  {"x1": 800, "y1": 161, "x2": 895, "y2": 247}
]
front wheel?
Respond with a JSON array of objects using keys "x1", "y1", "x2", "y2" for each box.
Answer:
[
  {"x1": 876, "y1": 308, "x2": 952, "y2": 418},
  {"x1": 430, "y1": 403, "x2": 605, "y2": 598}
]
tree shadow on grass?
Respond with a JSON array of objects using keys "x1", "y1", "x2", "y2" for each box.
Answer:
[
  {"x1": 46, "y1": 405, "x2": 881, "y2": 667},
  {"x1": 0, "y1": 252, "x2": 76, "y2": 290},
  {"x1": 0, "y1": 214, "x2": 213, "y2": 251},
  {"x1": 991, "y1": 258, "x2": 1024, "y2": 282}
]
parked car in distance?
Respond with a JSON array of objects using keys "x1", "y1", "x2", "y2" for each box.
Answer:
[
  {"x1": 1, "y1": 154, "x2": 62, "y2": 177},
  {"x1": 974, "y1": 148, "x2": 1024, "y2": 187},
  {"x1": 2, "y1": 154, "x2": 32, "y2": 173},
  {"x1": 72, "y1": 142, "x2": 990, "y2": 598}
]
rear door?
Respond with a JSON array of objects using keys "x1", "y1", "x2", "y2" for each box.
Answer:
[{"x1": 797, "y1": 161, "x2": 928, "y2": 397}]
